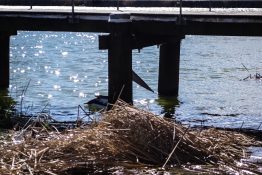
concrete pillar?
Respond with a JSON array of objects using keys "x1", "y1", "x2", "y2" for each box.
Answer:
[
  {"x1": 158, "y1": 37, "x2": 183, "y2": 97},
  {"x1": 0, "y1": 33, "x2": 12, "y2": 89},
  {"x1": 108, "y1": 13, "x2": 133, "y2": 105}
]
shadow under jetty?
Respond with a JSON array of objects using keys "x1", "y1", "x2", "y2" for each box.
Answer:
[
  {"x1": 0, "y1": 88, "x2": 15, "y2": 129},
  {"x1": 156, "y1": 95, "x2": 179, "y2": 118}
]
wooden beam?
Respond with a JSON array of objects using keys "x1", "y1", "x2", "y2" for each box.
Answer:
[
  {"x1": 99, "y1": 34, "x2": 184, "y2": 50},
  {"x1": 0, "y1": 31, "x2": 16, "y2": 89},
  {"x1": 108, "y1": 13, "x2": 133, "y2": 105},
  {"x1": 158, "y1": 36, "x2": 184, "y2": 97}
]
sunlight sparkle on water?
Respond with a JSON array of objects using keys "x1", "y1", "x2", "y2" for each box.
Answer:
[
  {"x1": 70, "y1": 74, "x2": 79, "y2": 83},
  {"x1": 44, "y1": 66, "x2": 51, "y2": 70},
  {"x1": 62, "y1": 51, "x2": 68, "y2": 56},
  {"x1": 149, "y1": 99, "x2": 155, "y2": 103},
  {"x1": 79, "y1": 92, "x2": 86, "y2": 98},
  {"x1": 38, "y1": 94, "x2": 44, "y2": 97},
  {"x1": 135, "y1": 99, "x2": 149, "y2": 105},
  {"x1": 53, "y1": 85, "x2": 61, "y2": 90},
  {"x1": 94, "y1": 92, "x2": 100, "y2": 96},
  {"x1": 35, "y1": 45, "x2": 43, "y2": 49},
  {"x1": 54, "y1": 70, "x2": 60, "y2": 76},
  {"x1": 70, "y1": 75, "x2": 78, "y2": 79}
]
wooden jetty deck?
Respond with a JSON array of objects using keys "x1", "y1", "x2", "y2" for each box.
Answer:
[
  {"x1": 0, "y1": 6, "x2": 261, "y2": 33},
  {"x1": 1, "y1": 5, "x2": 262, "y2": 104}
]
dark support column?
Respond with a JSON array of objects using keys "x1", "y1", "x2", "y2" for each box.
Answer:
[
  {"x1": 108, "y1": 13, "x2": 133, "y2": 105},
  {"x1": 0, "y1": 33, "x2": 12, "y2": 89},
  {"x1": 158, "y1": 37, "x2": 184, "y2": 97}
]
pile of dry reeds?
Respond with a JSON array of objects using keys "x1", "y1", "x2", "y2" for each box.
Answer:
[
  {"x1": 101, "y1": 100, "x2": 216, "y2": 165},
  {"x1": 0, "y1": 100, "x2": 261, "y2": 174},
  {"x1": 100, "y1": 100, "x2": 261, "y2": 166}
]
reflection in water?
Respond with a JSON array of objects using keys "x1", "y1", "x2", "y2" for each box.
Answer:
[
  {"x1": 0, "y1": 88, "x2": 14, "y2": 113},
  {"x1": 156, "y1": 96, "x2": 179, "y2": 118}
]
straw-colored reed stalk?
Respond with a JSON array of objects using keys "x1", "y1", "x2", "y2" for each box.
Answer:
[{"x1": 0, "y1": 100, "x2": 261, "y2": 174}]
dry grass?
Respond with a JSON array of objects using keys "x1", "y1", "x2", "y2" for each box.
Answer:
[{"x1": 0, "y1": 100, "x2": 261, "y2": 174}]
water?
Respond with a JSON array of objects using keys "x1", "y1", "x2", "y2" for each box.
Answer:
[{"x1": 9, "y1": 31, "x2": 262, "y2": 129}]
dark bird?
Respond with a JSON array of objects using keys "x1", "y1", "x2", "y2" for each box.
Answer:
[
  {"x1": 84, "y1": 95, "x2": 108, "y2": 112},
  {"x1": 85, "y1": 70, "x2": 154, "y2": 111}
]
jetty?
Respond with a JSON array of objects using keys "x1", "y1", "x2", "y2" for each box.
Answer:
[{"x1": 1, "y1": 1, "x2": 262, "y2": 104}]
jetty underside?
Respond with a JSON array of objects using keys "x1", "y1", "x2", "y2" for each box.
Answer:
[{"x1": 0, "y1": 6, "x2": 262, "y2": 103}]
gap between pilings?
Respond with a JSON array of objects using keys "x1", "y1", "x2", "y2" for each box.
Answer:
[{"x1": 99, "y1": 13, "x2": 185, "y2": 104}]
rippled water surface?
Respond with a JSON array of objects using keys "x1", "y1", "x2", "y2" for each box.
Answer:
[{"x1": 9, "y1": 31, "x2": 262, "y2": 128}]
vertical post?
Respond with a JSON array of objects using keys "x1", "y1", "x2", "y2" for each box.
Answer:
[
  {"x1": 158, "y1": 36, "x2": 184, "y2": 97},
  {"x1": 179, "y1": 0, "x2": 182, "y2": 15},
  {"x1": 108, "y1": 13, "x2": 132, "y2": 105},
  {"x1": 178, "y1": 0, "x2": 183, "y2": 24},
  {"x1": 117, "y1": 0, "x2": 120, "y2": 11},
  {"x1": 72, "y1": 0, "x2": 75, "y2": 19},
  {"x1": 29, "y1": 0, "x2": 32, "y2": 9},
  {"x1": 209, "y1": 0, "x2": 212, "y2": 12},
  {"x1": 0, "y1": 32, "x2": 12, "y2": 89}
]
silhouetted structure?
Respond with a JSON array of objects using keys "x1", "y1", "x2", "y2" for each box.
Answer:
[{"x1": 0, "y1": 4, "x2": 262, "y2": 104}]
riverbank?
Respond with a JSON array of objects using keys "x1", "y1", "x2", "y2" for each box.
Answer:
[{"x1": 0, "y1": 100, "x2": 261, "y2": 174}]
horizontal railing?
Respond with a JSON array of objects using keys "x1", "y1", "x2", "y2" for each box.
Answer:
[{"x1": 1, "y1": 0, "x2": 262, "y2": 8}]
